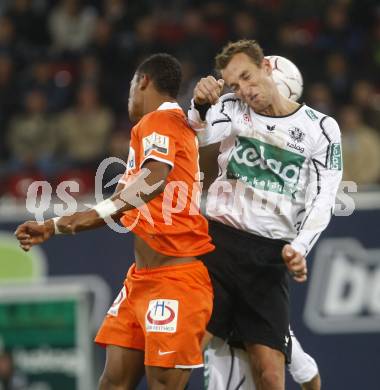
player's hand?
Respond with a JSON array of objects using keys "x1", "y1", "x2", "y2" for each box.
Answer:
[
  {"x1": 194, "y1": 76, "x2": 224, "y2": 105},
  {"x1": 15, "y1": 220, "x2": 55, "y2": 251},
  {"x1": 282, "y1": 244, "x2": 307, "y2": 282}
]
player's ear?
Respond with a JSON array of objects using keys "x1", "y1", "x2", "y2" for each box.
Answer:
[
  {"x1": 139, "y1": 74, "x2": 150, "y2": 91},
  {"x1": 262, "y1": 58, "x2": 272, "y2": 76}
]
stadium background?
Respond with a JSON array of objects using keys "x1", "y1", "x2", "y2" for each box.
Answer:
[{"x1": 0, "y1": 0, "x2": 379, "y2": 389}]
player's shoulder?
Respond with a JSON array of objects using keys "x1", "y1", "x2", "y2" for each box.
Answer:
[
  {"x1": 299, "y1": 105, "x2": 341, "y2": 147},
  {"x1": 301, "y1": 104, "x2": 340, "y2": 133},
  {"x1": 217, "y1": 93, "x2": 246, "y2": 113},
  {"x1": 139, "y1": 107, "x2": 186, "y2": 130},
  {"x1": 136, "y1": 106, "x2": 194, "y2": 144},
  {"x1": 219, "y1": 92, "x2": 240, "y2": 102},
  {"x1": 219, "y1": 92, "x2": 243, "y2": 106},
  {"x1": 142, "y1": 108, "x2": 172, "y2": 123}
]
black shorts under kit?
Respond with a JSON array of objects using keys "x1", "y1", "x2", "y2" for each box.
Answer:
[{"x1": 203, "y1": 219, "x2": 292, "y2": 362}]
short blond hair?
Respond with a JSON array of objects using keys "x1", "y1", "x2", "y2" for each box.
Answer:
[{"x1": 215, "y1": 39, "x2": 264, "y2": 71}]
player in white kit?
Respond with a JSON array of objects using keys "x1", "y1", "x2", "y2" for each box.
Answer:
[
  {"x1": 204, "y1": 330, "x2": 320, "y2": 390},
  {"x1": 188, "y1": 40, "x2": 342, "y2": 389}
]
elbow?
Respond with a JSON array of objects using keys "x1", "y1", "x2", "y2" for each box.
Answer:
[
  {"x1": 144, "y1": 178, "x2": 167, "y2": 204},
  {"x1": 153, "y1": 178, "x2": 167, "y2": 197}
]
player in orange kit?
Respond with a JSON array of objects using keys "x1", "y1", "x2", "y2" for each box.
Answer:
[{"x1": 15, "y1": 53, "x2": 214, "y2": 390}]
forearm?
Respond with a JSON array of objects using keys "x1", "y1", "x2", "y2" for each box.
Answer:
[
  {"x1": 108, "y1": 169, "x2": 166, "y2": 219},
  {"x1": 291, "y1": 190, "x2": 337, "y2": 256},
  {"x1": 54, "y1": 168, "x2": 166, "y2": 234},
  {"x1": 52, "y1": 211, "x2": 108, "y2": 234},
  {"x1": 293, "y1": 116, "x2": 343, "y2": 255}
]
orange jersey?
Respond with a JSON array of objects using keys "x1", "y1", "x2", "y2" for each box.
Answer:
[{"x1": 120, "y1": 102, "x2": 214, "y2": 257}]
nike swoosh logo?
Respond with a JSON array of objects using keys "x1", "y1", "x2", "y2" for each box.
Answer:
[{"x1": 158, "y1": 350, "x2": 176, "y2": 356}]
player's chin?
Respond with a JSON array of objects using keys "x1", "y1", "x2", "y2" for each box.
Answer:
[
  {"x1": 248, "y1": 98, "x2": 265, "y2": 112},
  {"x1": 128, "y1": 105, "x2": 140, "y2": 123}
]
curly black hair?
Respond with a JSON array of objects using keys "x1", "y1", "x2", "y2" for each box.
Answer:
[{"x1": 136, "y1": 53, "x2": 182, "y2": 99}]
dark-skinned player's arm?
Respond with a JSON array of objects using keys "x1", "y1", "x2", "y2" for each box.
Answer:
[{"x1": 15, "y1": 160, "x2": 170, "y2": 251}]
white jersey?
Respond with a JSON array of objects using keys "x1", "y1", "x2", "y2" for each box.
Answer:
[
  {"x1": 204, "y1": 331, "x2": 319, "y2": 389},
  {"x1": 188, "y1": 94, "x2": 343, "y2": 255}
]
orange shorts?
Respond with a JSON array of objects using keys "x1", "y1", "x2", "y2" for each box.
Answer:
[{"x1": 95, "y1": 260, "x2": 213, "y2": 368}]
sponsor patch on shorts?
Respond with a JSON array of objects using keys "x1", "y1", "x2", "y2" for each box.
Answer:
[
  {"x1": 143, "y1": 132, "x2": 169, "y2": 156},
  {"x1": 145, "y1": 299, "x2": 178, "y2": 333}
]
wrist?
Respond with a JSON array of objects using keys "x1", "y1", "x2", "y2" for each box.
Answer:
[
  {"x1": 193, "y1": 99, "x2": 210, "y2": 109},
  {"x1": 193, "y1": 100, "x2": 211, "y2": 121},
  {"x1": 47, "y1": 218, "x2": 58, "y2": 235},
  {"x1": 93, "y1": 198, "x2": 119, "y2": 219}
]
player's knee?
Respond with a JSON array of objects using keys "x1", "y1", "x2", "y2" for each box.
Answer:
[
  {"x1": 301, "y1": 373, "x2": 321, "y2": 390},
  {"x1": 98, "y1": 372, "x2": 125, "y2": 390},
  {"x1": 147, "y1": 367, "x2": 190, "y2": 390},
  {"x1": 260, "y1": 368, "x2": 284, "y2": 390},
  {"x1": 98, "y1": 373, "x2": 114, "y2": 390},
  {"x1": 148, "y1": 372, "x2": 175, "y2": 389},
  {"x1": 148, "y1": 376, "x2": 177, "y2": 390}
]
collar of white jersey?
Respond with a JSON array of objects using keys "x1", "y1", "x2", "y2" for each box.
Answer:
[
  {"x1": 250, "y1": 102, "x2": 306, "y2": 119},
  {"x1": 157, "y1": 102, "x2": 182, "y2": 111}
]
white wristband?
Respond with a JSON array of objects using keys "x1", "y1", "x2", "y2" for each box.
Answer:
[
  {"x1": 93, "y1": 198, "x2": 119, "y2": 219},
  {"x1": 52, "y1": 217, "x2": 62, "y2": 235}
]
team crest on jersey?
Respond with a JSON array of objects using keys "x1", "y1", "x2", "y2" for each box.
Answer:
[
  {"x1": 143, "y1": 132, "x2": 169, "y2": 156},
  {"x1": 243, "y1": 114, "x2": 251, "y2": 123},
  {"x1": 288, "y1": 127, "x2": 305, "y2": 143},
  {"x1": 145, "y1": 299, "x2": 178, "y2": 333},
  {"x1": 287, "y1": 127, "x2": 305, "y2": 153},
  {"x1": 237, "y1": 113, "x2": 253, "y2": 128}
]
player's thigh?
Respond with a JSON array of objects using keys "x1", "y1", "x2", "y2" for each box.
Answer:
[
  {"x1": 141, "y1": 262, "x2": 213, "y2": 369},
  {"x1": 145, "y1": 366, "x2": 191, "y2": 390},
  {"x1": 246, "y1": 343, "x2": 285, "y2": 380},
  {"x1": 99, "y1": 345, "x2": 144, "y2": 390},
  {"x1": 202, "y1": 238, "x2": 235, "y2": 338}
]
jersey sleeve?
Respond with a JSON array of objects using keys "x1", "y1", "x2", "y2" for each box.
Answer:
[
  {"x1": 288, "y1": 330, "x2": 319, "y2": 384},
  {"x1": 138, "y1": 112, "x2": 178, "y2": 169},
  {"x1": 291, "y1": 116, "x2": 343, "y2": 256},
  {"x1": 187, "y1": 93, "x2": 239, "y2": 146}
]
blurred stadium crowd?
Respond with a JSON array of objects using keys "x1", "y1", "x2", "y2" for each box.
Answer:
[{"x1": 0, "y1": 0, "x2": 379, "y2": 199}]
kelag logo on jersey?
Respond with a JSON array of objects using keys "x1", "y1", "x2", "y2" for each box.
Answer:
[
  {"x1": 304, "y1": 239, "x2": 380, "y2": 333},
  {"x1": 145, "y1": 299, "x2": 178, "y2": 333},
  {"x1": 226, "y1": 137, "x2": 305, "y2": 196}
]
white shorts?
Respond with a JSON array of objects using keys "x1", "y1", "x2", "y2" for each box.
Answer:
[{"x1": 204, "y1": 329, "x2": 319, "y2": 390}]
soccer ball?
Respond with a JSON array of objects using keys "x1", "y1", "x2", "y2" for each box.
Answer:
[{"x1": 266, "y1": 55, "x2": 303, "y2": 102}]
